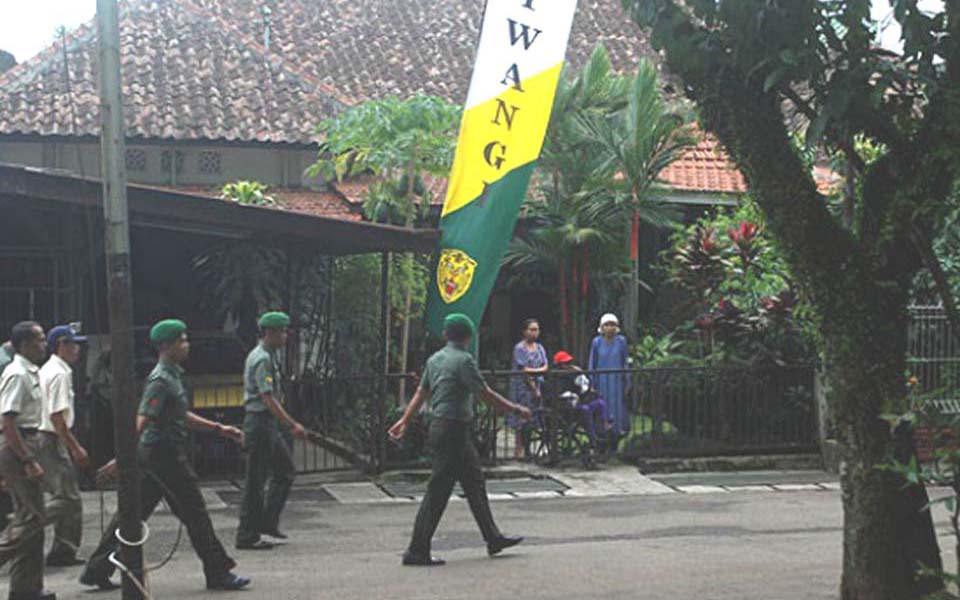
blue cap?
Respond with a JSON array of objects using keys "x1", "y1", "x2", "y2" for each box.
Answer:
[{"x1": 47, "y1": 325, "x2": 87, "y2": 348}]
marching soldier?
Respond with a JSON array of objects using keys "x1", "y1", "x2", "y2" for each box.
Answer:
[
  {"x1": 0, "y1": 321, "x2": 55, "y2": 600},
  {"x1": 389, "y1": 313, "x2": 531, "y2": 566},
  {"x1": 235, "y1": 311, "x2": 307, "y2": 550},
  {"x1": 37, "y1": 325, "x2": 89, "y2": 567},
  {"x1": 80, "y1": 319, "x2": 250, "y2": 591}
]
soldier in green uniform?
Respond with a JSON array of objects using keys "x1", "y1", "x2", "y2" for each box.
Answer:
[
  {"x1": 389, "y1": 313, "x2": 532, "y2": 566},
  {"x1": 235, "y1": 311, "x2": 307, "y2": 550},
  {"x1": 80, "y1": 319, "x2": 251, "y2": 591}
]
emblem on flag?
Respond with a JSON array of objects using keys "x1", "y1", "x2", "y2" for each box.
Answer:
[{"x1": 437, "y1": 249, "x2": 478, "y2": 304}]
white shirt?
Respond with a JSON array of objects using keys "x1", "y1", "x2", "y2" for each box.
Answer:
[
  {"x1": 40, "y1": 354, "x2": 74, "y2": 432},
  {"x1": 0, "y1": 354, "x2": 44, "y2": 429}
]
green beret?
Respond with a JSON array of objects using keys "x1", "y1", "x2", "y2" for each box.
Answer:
[
  {"x1": 443, "y1": 313, "x2": 476, "y2": 335},
  {"x1": 149, "y1": 319, "x2": 187, "y2": 345},
  {"x1": 258, "y1": 311, "x2": 291, "y2": 330}
]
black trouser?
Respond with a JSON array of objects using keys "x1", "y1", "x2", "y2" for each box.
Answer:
[
  {"x1": 83, "y1": 444, "x2": 236, "y2": 583},
  {"x1": 408, "y1": 419, "x2": 502, "y2": 556},
  {"x1": 236, "y1": 412, "x2": 295, "y2": 545}
]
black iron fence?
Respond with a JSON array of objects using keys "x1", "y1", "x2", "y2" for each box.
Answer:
[{"x1": 286, "y1": 365, "x2": 817, "y2": 473}]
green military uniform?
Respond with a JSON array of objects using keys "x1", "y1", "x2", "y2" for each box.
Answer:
[
  {"x1": 83, "y1": 356, "x2": 237, "y2": 585},
  {"x1": 407, "y1": 340, "x2": 504, "y2": 558},
  {"x1": 236, "y1": 335, "x2": 295, "y2": 546}
]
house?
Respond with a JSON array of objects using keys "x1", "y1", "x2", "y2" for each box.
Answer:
[{"x1": 0, "y1": 0, "x2": 753, "y2": 357}]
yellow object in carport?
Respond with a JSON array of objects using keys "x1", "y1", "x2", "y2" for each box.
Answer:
[{"x1": 190, "y1": 374, "x2": 245, "y2": 409}]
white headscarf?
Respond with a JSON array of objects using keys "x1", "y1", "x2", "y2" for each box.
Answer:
[{"x1": 598, "y1": 313, "x2": 620, "y2": 334}]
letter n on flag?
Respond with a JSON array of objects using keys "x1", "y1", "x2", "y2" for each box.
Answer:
[{"x1": 425, "y1": 0, "x2": 579, "y2": 339}]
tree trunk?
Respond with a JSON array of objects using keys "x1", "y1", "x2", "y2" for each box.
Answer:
[
  {"x1": 397, "y1": 157, "x2": 418, "y2": 404},
  {"x1": 625, "y1": 212, "x2": 640, "y2": 340},
  {"x1": 829, "y1": 293, "x2": 943, "y2": 599}
]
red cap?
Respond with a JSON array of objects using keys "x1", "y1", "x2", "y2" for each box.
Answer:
[{"x1": 553, "y1": 350, "x2": 574, "y2": 364}]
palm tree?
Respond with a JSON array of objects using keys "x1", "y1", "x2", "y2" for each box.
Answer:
[
  {"x1": 504, "y1": 46, "x2": 692, "y2": 357},
  {"x1": 575, "y1": 59, "x2": 695, "y2": 340},
  {"x1": 504, "y1": 45, "x2": 630, "y2": 358}
]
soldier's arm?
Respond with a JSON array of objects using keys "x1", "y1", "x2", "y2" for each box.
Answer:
[
  {"x1": 478, "y1": 386, "x2": 530, "y2": 418},
  {"x1": 461, "y1": 359, "x2": 530, "y2": 419},
  {"x1": 262, "y1": 392, "x2": 306, "y2": 438},
  {"x1": 388, "y1": 382, "x2": 430, "y2": 440},
  {"x1": 185, "y1": 411, "x2": 243, "y2": 443}
]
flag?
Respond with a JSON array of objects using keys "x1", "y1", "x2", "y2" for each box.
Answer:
[{"x1": 425, "y1": 0, "x2": 579, "y2": 338}]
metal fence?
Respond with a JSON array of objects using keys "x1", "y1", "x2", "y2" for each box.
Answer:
[
  {"x1": 288, "y1": 365, "x2": 817, "y2": 473},
  {"x1": 908, "y1": 305, "x2": 960, "y2": 410}
]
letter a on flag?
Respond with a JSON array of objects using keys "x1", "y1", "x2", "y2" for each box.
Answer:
[{"x1": 425, "y1": 0, "x2": 579, "y2": 338}]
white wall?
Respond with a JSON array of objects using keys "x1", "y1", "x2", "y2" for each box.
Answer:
[{"x1": 0, "y1": 138, "x2": 318, "y2": 188}]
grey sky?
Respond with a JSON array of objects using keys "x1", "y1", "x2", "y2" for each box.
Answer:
[{"x1": 0, "y1": 0, "x2": 945, "y2": 65}]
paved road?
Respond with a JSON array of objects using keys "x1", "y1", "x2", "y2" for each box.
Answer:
[{"x1": 21, "y1": 483, "x2": 957, "y2": 599}]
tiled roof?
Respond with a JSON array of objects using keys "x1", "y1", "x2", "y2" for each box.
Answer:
[
  {"x1": 0, "y1": 0, "x2": 343, "y2": 144},
  {"x1": 165, "y1": 185, "x2": 360, "y2": 220},
  {"x1": 334, "y1": 174, "x2": 448, "y2": 207},
  {"x1": 659, "y1": 135, "x2": 748, "y2": 195},
  {"x1": 193, "y1": 0, "x2": 658, "y2": 104}
]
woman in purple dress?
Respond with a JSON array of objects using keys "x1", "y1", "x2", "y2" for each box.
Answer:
[
  {"x1": 589, "y1": 313, "x2": 630, "y2": 436},
  {"x1": 509, "y1": 319, "x2": 548, "y2": 459}
]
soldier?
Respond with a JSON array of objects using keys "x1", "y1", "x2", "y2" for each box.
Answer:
[
  {"x1": 235, "y1": 311, "x2": 307, "y2": 550},
  {"x1": 80, "y1": 319, "x2": 250, "y2": 591},
  {"x1": 389, "y1": 313, "x2": 531, "y2": 566},
  {"x1": 0, "y1": 321, "x2": 55, "y2": 600},
  {"x1": 37, "y1": 325, "x2": 89, "y2": 568}
]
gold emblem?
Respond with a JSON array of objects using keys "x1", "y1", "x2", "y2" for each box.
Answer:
[{"x1": 437, "y1": 249, "x2": 477, "y2": 304}]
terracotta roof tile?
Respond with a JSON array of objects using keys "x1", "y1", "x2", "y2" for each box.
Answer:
[
  {"x1": 0, "y1": 0, "x2": 343, "y2": 144},
  {"x1": 166, "y1": 184, "x2": 359, "y2": 220},
  {"x1": 659, "y1": 135, "x2": 748, "y2": 195},
  {"x1": 1, "y1": 0, "x2": 657, "y2": 144},
  {"x1": 193, "y1": 0, "x2": 659, "y2": 105}
]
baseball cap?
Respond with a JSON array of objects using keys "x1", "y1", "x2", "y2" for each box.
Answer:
[
  {"x1": 553, "y1": 350, "x2": 574, "y2": 365},
  {"x1": 47, "y1": 324, "x2": 88, "y2": 348}
]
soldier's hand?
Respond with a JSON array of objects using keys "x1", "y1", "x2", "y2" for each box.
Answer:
[
  {"x1": 96, "y1": 460, "x2": 118, "y2": 486},
  {"x1": 388, "y1": 419, "x2": 407, "y2": 441},
  {"x1": 291, "y1": 423, "x2": 308, "y2": 440},
  {"x1": 24, "y1": 459, "x2": 43, "y2": 481},
  {"x1": 71, "y1": 446, "x2": 90, "y2": 470},
  {"x1": 221, "y1": 425, "x2": 244, "y2": 445},
  {"x1": 516, "y1": 406, "x2": 533, "y2": 422}
]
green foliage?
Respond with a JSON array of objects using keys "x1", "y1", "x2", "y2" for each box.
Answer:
[
  {"x1": 504, "y1": 45, "x2": 692, "y2": 357},
  {"x1": 220, "y1": 181, "x2": 279, "y2": 207},
  {"x1": 914, "y1": 189, "x2": 960, "y2": 306},
  {"x1": 310, "y1": 94, "x2": 460, "y2": 224},
  {"x1": 662, "y1": 198, "x2": 817, "y2": 366}
]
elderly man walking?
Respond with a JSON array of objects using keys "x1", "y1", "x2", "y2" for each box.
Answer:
[
  {"x1": 37, "y1": 324, "x2": 89, "y2": 568},
  {"x1": 0, "y1": 321, "x2": 56, "y2": 600}
]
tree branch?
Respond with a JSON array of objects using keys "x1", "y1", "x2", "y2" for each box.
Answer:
[{"x1": 912, "y1": 223, "x2": 960, "y2": 345}]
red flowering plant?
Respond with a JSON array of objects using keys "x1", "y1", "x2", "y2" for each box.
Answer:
[
  {"x1": 664, "y1": 198, "x2": 816, "y2": 366},
  {"x1": 727, "y1": 221, "x2": 761, "y2": 270}
]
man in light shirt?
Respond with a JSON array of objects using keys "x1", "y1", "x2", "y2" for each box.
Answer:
[
  {"x1": 37, "y1": 325, "x2": 89, "y2": 568},
  {"x1": 0, "y1": 321, "x2": 55, "y2": 600}
]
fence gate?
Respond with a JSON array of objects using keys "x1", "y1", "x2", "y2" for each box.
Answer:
[{"x1": 908, "y1": 305, "x2": 960, "y2": 410}]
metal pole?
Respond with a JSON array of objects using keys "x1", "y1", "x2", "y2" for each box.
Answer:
[
  {"x1": 377, "y1": 251, "x2": 390, "y2": 472},
  {"x1": 96, "y1": 1, "x2": 144, "y2": 597}
]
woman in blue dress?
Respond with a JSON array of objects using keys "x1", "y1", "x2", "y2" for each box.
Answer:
[
  {"x1": 509, "y1": 319, "x2": 548, "y2": 459},
  {"x1": 588, "y1": 313, "x2": 630, "y2": 436}
]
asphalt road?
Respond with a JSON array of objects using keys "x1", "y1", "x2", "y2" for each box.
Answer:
[{"x1": 23, "y1": 487, "x2": 889, "y2": 599}]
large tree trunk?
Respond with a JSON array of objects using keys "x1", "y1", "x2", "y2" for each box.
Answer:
[{"x1": 831, "y1": 292, "x2": 943, "y2": 599}]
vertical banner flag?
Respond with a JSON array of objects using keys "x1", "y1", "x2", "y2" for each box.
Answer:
[{"x1": 425, "y1": 0, "x2": 579, "y2": 337}]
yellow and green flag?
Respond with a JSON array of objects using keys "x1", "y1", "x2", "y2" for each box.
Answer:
[{"x1": 425, "y1": 0, "x2": 579, "y2": 337}]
